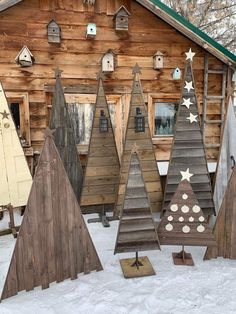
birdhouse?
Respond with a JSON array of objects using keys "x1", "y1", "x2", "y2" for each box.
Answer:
[
  {"x1": 47, "y1": 19, "x2": 61, "y2": 44},
  {"x1": 99, "y1": 110, "x2": 109, "y2": 133},
  {"x1": 102, "y1": 50, "x2": 115, "y2": 73},
  {"x1": 113, "y1": 6, "x2": 131, "y2": 31},
  {"x1": 135, "y1": 107, "x2": 145, "y2": 133},
  {"x1": 172, "y1": 67, "x2": 182, "y2": 80},
  {"x1": 153, "y1": 51, "x2": 164, "y2": 70},
  {"x1": 86, "y1": 23, "x2": 96, "y2": 38},
  {"x1": 15, "y1": 46, "x2": 35, "y2": 67}
]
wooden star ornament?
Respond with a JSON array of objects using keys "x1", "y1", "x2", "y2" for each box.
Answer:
[
  {"x1": 185, "y1": 48, "x2": 196, "y2": 61},
  {"x1": 184, "y1": 81, "x2": 194, "y2": 93},
  {"x1": 0, "y1": 110, "x2": 10, "y2": 119},
  {"x1": 180, "y1": 168, "x2": 194, "y2": 182},
  {"x1": 186, "y1": 113, "x2": 198, "y2": 123},
  {"x1": 181, "y1": 98, "x2": 193, "y2": 109},
  {"x1": 132, "y1": 63, "x2": 141, "y2": 75}
]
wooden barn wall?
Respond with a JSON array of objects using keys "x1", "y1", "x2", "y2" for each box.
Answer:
[{"x1": 0, "y1": 0, "x2": 227, "y2": 161}]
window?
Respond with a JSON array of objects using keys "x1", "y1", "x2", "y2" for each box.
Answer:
[{"x1": 154, "y1": 102, "x2": 178, "y2": 136}]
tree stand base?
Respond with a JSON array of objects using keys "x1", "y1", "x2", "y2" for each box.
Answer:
[
  {"x1": 172, "y1": 249, "x2": 194, "y2": 266},
  {"x1": 120, "y1": 255, "x2": 156, "y2": 278}
]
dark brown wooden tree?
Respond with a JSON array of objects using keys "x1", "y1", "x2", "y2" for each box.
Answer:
[
  {"x1": 163, "y1": 58, "x2": 215, "y2": 216},
  {"x1": 49, "y1": 69, "x2": 83, "y2": 201},
  {"x1": 1, "y1": 131, "x2": 102, "y2": 301},
  {"x1": 115, "y1": 146, "x2": 160, "y2": 277},
  {"x1": 114, "y1": 64, "x2": 163, "y2": 217},
  {"x1": 204, "y1": 165, "x2": 236, "y2": 260},
  {"x1": 80, "y1": 76, "x2": 120, "y2": 224},
  {"x1": 158, "y1": 178, "x2": 216, "y2": 265}
]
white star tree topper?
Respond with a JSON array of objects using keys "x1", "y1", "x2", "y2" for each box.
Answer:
[
  {"x1": 184, "y1": 81, "x2": 194, "y2": 93},
  {"x1": 185, "y1": 48, "x2": 196, "y2": 61},
  {"x1": 186, "y1": 113, "x2": 198, "y2": 123},
  {"x1": 180, "y1": 168, "x2": 194, "y2": 182},
  {"x1": 181, "y1": 98, "x2": 193, "y2": 109}
]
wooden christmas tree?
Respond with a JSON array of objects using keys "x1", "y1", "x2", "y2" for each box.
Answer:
[
  {"x1": 114, "y1": 64, "x2": 163, "y2": 217},
  {"x1": 204, "y1": 164, "x2": 236, "y2": 260},
  {"x1": 213, "y1": 97, "x2": 236, "y2": 215},
  {"x1": 115, "y1": 145, "x2": 160, "y2": 278},
  {"x1": 0, "y1": 82, "x2": 32, "y2": 208},
  {"x1": 158, "y1": 173, "x2": 216, "y2": 265},
  {"x1": 1, "y1": 130, "x2": 102, "y2": 301},
  {"x1": 80, "y1": 76, "x2": 120, "y2": 225},
  {"x1": 163, "y1": 52, "x2": 215, "y2": 216},
  {"x1": 49, "y1": 69, "x2": 83, "y2": 201}
]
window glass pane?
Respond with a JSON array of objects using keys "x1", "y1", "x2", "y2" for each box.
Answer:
[{"x1": 154, "y1": 103, "x2": 177, "y2": 136}]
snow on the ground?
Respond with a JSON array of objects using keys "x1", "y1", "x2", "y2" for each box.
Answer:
[{"x1": 1, "y1": 214, "x2": 236, "y2": 314}]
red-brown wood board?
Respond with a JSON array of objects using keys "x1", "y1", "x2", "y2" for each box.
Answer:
[{"x1": 1, "y1": 132, "x2": 102, "y2": 301}]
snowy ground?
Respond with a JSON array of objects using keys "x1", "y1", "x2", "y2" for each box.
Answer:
[{"x1": 1, "y1": 214, "x2": 236, "y2": 314}]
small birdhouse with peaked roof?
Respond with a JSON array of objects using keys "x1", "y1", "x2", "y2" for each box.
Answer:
[
  {"x1": 15, "y1": 46, "x2": 35, "y2": 67},
  {"x1": 172, "y1": 67, "x2": 182, "y2": 80},
  {"x1": 153, "y1": 51, "x2": 164, "y2": 70},
  {"x1": 113, "y1": 6, "x2": 131, "y2": 31},
  {"x1": 102, "y1": 50, "x2": 115, "y2": 73},
  {"x1": 47, "y1": 19, "x2": 61, "y2": 44}
]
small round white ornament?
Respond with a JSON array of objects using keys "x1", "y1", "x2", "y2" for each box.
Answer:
[
  {"x1": 192, "y1": 205, "x2": 201, "y2": 213},
  {"x1": 182, "y1": 193, "x2": 188, "y2": 200},
  {"x1": 199, "y1": 216, "x2": 205, "y2": 222},
  {"x1": 179, "y1": 216, "x2": 184, "y2": 222},
  {"x1": 189, "y1": 216, "x2": 194, "y2": 222},
  {"x1": 197, "y1": 224, "x2": 205, "y2": 233},
  {"x1": 167, "y1": 215, "x2": 173, "y2": 222},
  {"x1": 182, "y1": 225, "x2": 190, "y2": 233},
  {"x1": 165, "y1": 223, "x2": 173, "y2": 232},
  {"x1": 170, "y1": 204, "x2": 178, "y2": 212},
  {"x1": 181, "y1": 205, "x2": 189, "y2": 213}
]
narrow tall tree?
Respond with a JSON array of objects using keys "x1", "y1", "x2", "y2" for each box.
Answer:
[
  {"x1": 50, "y1": 69, "x2": 83, "y2": 201},
  {"x1": 163, "y1": 53, "x2": 215, "y2": 216}
]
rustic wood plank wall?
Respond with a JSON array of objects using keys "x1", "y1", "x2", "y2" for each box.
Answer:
[{"x1": 0, "y1": 0, "x2": 227, "y2": 161}]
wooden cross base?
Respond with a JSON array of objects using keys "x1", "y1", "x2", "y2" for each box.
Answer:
[
  {"x1": 172, "y1": 249, "x2": 194, "y2": 266},
  {"x1": 119, "y1": 255, "x2": 156, "y2": 278}
]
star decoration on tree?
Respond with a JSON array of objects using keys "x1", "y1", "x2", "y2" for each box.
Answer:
[
  {"x1": 181, "y1": 98, "x2": 193, "y2": 109},
  {"x1": 131, "y1": 142, "x2": 140, "y2": 153},
  {"x1": 186, "y1": 113, "x2": 198, "y2": 123},
  {"x1": 184, "y1": 81, "x2": 194, "y2": 93},
  {"x1": 180, "y1": 168, "x2": 194, "y2": 182},
  {"x1": 44, "y1": 127, "x2": 56, "y2": 139},
  {"x1": 0, "y1": 110, "x2": 10, "y2": 119},
  {"x1": 55, "y1": 67, "x2": 63, "y2": 79},
  {"x1": 185, "y1": 48, "x2": 196, "y2": 61}
]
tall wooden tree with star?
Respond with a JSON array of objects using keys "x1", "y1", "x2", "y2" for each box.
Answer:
[
  {"x1": 114, "y1": 64, "x2": 163, "y2": 217},
  {"x1": 49, "y1": 69, "x2": 83, "y2": 202},
  {"x1": 0, "y1": 81, "x2": 32, "y2": 208},
  {"x1": 163, "y1": 50, "x2": 215, "y2": 216}
]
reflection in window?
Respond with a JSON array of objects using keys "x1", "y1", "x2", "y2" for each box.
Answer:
[
  {"x1": 154, "y1": 102, "x2": 178, "y2": 136},
  {"x1": 67, "y1": 103, "x2": 116, "y2": 145}
]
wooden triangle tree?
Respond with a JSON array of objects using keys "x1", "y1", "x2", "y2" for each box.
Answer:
[
  {"x1": 115, "y1": 145, "x2": 160, "y2": 278},
  {"x1": 158, "y1": 177, "x2": 216, "y2": 265},
  {"x1": 80, "y1": 76, "x2": 120, "y2": 224},
  {"x1": 114, "y1": 64, "x2": 163, "y2": 217},
  {"x1": 1, "y1": 130, "x2": 102, "y2": 301},
  {"x1": 204, "y1": 165, "x2": 236, "y2": 260},
  {"x1": 163, "y1": 55, "x2": 215, "y2": 216},
  {"x1": 49, "y1": 69, "x2": 83, "y2": 201},
  {"x1": 0, "y1": 82, "x2": 32, "y2": 208}
]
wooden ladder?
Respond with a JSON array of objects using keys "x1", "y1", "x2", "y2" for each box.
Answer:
[{"x1": 202, "y1": 53, "x2": 227, "y2": 148}]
